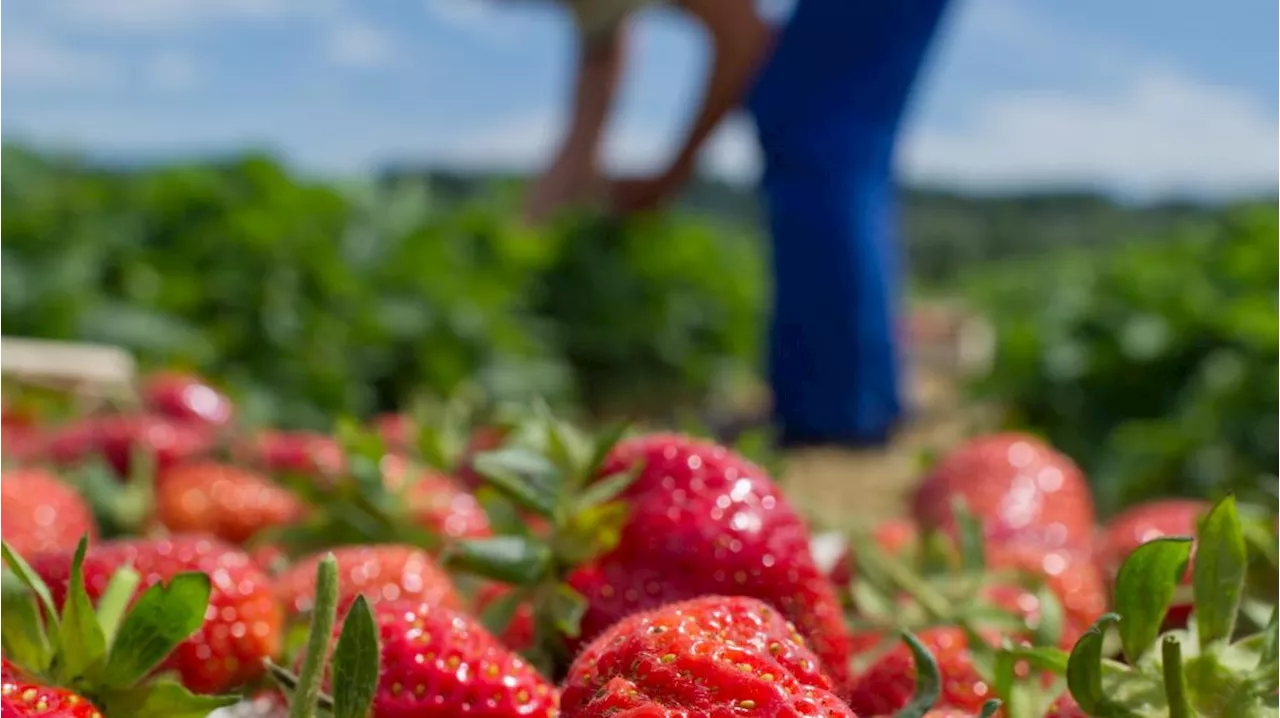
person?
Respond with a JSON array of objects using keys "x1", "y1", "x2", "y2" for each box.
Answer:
[{"x1": 525, "y1": 0, "x2": 956, "y2": 449}]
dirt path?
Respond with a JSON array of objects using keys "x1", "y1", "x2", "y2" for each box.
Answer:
[{"x1": 778, "y1": 364, "x2": 1000, "y2": 532}]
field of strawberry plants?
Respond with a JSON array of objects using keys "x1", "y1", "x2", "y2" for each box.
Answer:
[
  {"x1": 1, "y1": 374, "x2": 1277, "y2": 716},
  {"x1": 1, "y1": 143, "x2": 1277, "y2": 716}
]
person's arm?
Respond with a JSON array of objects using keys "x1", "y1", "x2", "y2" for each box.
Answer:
[
  {"x1": 610, "y1": 0, "x2": 773, "y2": 213},
  {"x1": 523, "y1": 23, "x2": 629, "y2": 224}
]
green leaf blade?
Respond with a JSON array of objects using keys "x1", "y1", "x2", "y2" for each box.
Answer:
[
  {"x1": 103, "y1": 572, "x2": 212, "y2": 689},
  {"x1": 332, "y1": 595, "x2": 380, "y2": 718},
  {"x1": 1114, "y1": 537, "x2": 1194, "y2": 663},
  {"x1": 895, "y1": 630, "x2": 942, "y2": 718},
  {"x1": 2, "y1": 540, "x2": 61, "y2": 634},
  {"x1": 101, "y1": 678, "x2": 238, "y2": 718},
  {"x1": 443, "y1": 536, "x2": 552, "y2": 586},
  {"x1": 57, "y1": 536, "x2": 108, "y2": 684},
  {"x1": 1067, "y1": 613, "x2": 1120, "y2": 715},
  {"x1": 1194, "y1": 496, "x2": 1249, "y2": 647},
  {"x1": 470, "y1": 449, "x2": 559, "y2": 518}
]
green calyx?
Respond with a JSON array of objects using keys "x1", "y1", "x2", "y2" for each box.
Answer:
[
  {"x1": 0, "y1": 535, "x2": 238, "y2": 718},
  {"x1": 1041, "y1": 495, "x2": 1279, "y2": 718},
  {"x1": 268, "y1": 553, "x2": 382, "y2": 718},
  {"x1": 440, "y1": 406, "x2": 639, "y2": 677},
  {"x1": 844, "y1": 500, "x2": 1065, "y2": 654}
]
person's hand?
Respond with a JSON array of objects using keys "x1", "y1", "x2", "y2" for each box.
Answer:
[
  {"x1": 522, "y1": 159, "x2": 605, "y2": 226},
  {"x1": 608, "y1": 160, "x2": 693, "y2": 216}
]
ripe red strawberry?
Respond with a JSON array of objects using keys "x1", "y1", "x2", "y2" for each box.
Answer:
[
  {"x1": 1045, "y1": 694, "x2": 1088, "y2": 717},
  {"x1": 46, "y1": 415, "x2": 214, "y2": 479},
  {"x1": 565, "y1": 433, "x2": 853, "y2": 689},
  {"x1": 381, "y1": 455, "x2": 491, "y2": 540},
  {"x1": 561, "y1": 595, "x2": 851, "y2": 717},
  {"x1": 1, "y1": 468, "x2": 97, "y2": 558},
  {"x1": 30, "y1": 535, "x2": 282, "y2": 694},
  {"x1": 984, "y1": 543, "x2": 1108, "y2": 648},
  {"x1": 1098, "y1": 499, "x2": 1206, "y2": 631},
  {"x1": 156, "y1": 462, "x2": 307, "y2": 545},
  {"x1": 335, "y1": 598, "x2": 558, "y2": 718},
  {"x1": 141, "y1": 371, "x2": 235, "y2": 428},
  {"x1": 236, "y1": 430, "x2": 345, "y2": 479},
  {"x1": 911, "y1": 433, "x2": 1097, "y2": 551},
  {"x1": 274, "y1": 545, "x2": 461, "y2": 618},
  {"x1": 372, "y1": 413, "x2": 413, "y2": 451},
  {"x1": 1, "y1": 676, "x2": 102, "y2": 718},
  {"x1": 846, "y1": 626, "x2": 993, "y2": 715},
  {"x1": 2, "y1": 424, "x2": 47, "y2": 465}
]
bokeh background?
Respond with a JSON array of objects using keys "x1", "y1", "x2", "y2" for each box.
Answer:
[{"x1": 3, "y1": 0, "x2": 1277, "y2": 517}]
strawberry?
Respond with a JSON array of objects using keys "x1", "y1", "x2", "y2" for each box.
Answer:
[
  {"x1": 911, "y1": 433, "x2": 1096, "y2": 551},
  {"x1": 561, "y1": 595, "x2": 853, "y2": 717},
  {"x1": 447, "y1": 429, "x2": 853, "y2": 688},
  {"x1": 236, "y1": 430, "x2": 345, "y2": 479},
  {"x1": 3, "y1": 537, "x2": 241, "y2": 717},
  {"x1": 273, "y1": 554, "x2": 558, "y2": 718},
  {"x1": 372, "y1": 412, "x2": 413, "y2": 451},
  {"x1": 2, "y1": 425, "x2": 47, "y2": 465},
  {"x1": 846, "y1": 627, "x2": 993, "y2": 715},
  {"x1": 274, "y1": 544, "x2": 461, "y2": 618},
  {"x1": 984, "y1": 543, "x2": 1108, "y2": 648},
  {"x1": 141, "y1": 371, "x2": 235, "y2": 428},
  {"x1": 30, "y1": 535, "x2": 282, "y2": 694},
  {"x1": 1, "y1": 469, "x2": 97, "y2": 558},
  {"x1": 46, "y1": 415, "x2": 214, "y2": 479},
  {"x1": 381, "y1": 455, "x2": 491, "y2": 540},
  {"x1": 1, "y1": 676, "x2": 102, "y2": 718},
  {"x1": 156, "y1": 462, "x2": 307, "y2": 545}
]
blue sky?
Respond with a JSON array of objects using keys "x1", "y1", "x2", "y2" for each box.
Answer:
[{"x1": 3, "y1": 0, "x2": 1276, "y2": 199}]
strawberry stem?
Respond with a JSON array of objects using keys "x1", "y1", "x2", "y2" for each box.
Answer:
[
  {"x1": 289, "y1": 554, "x2": 339, "y2": 718},
  {"x1": 1161, "y1": 636, "x2": 1192, "y2": 718}
]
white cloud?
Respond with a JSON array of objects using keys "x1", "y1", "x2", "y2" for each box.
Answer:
[
  {"x1": 901, "y1": 69, "x2": 1279, "y2": 197},
  {"x1": 2, "y1": 35, "x2": 118, "y2": 89},
  {"x1": 325, "y1": 21, "x2": 399, "y2": 69}
]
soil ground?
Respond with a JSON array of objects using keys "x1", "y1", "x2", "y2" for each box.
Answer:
[{"x1": 776, "y1": 363, "x2": 1001, "y2": 532}]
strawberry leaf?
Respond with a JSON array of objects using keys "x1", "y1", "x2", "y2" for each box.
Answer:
[
  {"x1": 1114, "y1": 537, "x2": 1194, "y2": 663},
  {"x1": 471, "y1": 448, "x2": 559, "y2": 517},
  {"x1": 582, "y1": 420, "x2": 631, "y2": 479},
  {"x1": 951, "y1": 498, "x2": 986, "y2": 572},
  {"x1": 547, "y1": 583, "x2": 587, "y2": 639},
  {"x1": 895, "y1": 630, "x2": 942, "y2": 718},
  {"x1": 480, "y1": 586, "x2": 527, "y2": 638},
  {"x1": 1067, "y1": 613, "x2": 1121, "y2": 715},
  {"x1": 444, "y1": 536, "x2": 552, "y2": 586},
  {"x1": 1, "y1": 591, "x2": 53, "y2": 674},
  {"x1": 96, "y1": 566, "x2": 141, "y2": 646},
  {"x1": 1259, "y1": 606, "x2": 1279, "y2": 668},
  {"x1": 1031, "y1": 583, "x2": 1064, "y2": 649},
  {"x1": 103, "y1": 572, "x2": 211, "y2": 689},
  {"x1": 332, "y1": 594, "x2": 380, "y2": 718},
  {"x1": 573, "y1": 468, "x2": 637, "y2": 512},
  {"x1": 100, "y1": 677, "x2": 238, "y2": 718},
  {"x1": 58, "y1": 536, "x2": 108, "y2": 684},
  {"x1": 1194, "y1": 496, "x2": 1248, "y2": 647},
  {"x1": 1, "y1": 540, "x2": 60, "y2": 634}
]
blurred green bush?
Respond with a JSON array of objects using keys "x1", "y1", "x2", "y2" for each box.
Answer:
[
  {"x1": 966, "y1": 206, "x2": 1279, "y2": 515},
  {"x1": 1, "y1": 145, "x2": 763, "y2": 428}
]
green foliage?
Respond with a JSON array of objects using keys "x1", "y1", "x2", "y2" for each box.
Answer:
[
  {"x1": 1, "y1": 145, "x2": 762, "y2": 428},
  {"x1": 968, "y1": 206, "x2": 1279, "y2": 514}
]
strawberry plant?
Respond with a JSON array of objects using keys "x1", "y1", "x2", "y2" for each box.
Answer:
[{"x1": 1, "y1": 536, "x2": 239, "y2": 717}]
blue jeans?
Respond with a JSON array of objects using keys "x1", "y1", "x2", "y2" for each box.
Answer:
[{"x1": 747, "y1": 0, "x2": 955, "y2": 446}]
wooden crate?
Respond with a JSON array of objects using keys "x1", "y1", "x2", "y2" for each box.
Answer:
[{"x1": 1, "y1": 336, "x2": 139, "y2": 404}]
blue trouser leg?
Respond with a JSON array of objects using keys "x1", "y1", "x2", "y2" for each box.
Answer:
[{"x1": 748, "y1": 0, "x2": 955, "y2": 445}]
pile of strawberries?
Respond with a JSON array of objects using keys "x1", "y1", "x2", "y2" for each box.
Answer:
[{"x1": 1, "y1": 371, "x2": 1275, "y2": 718}]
